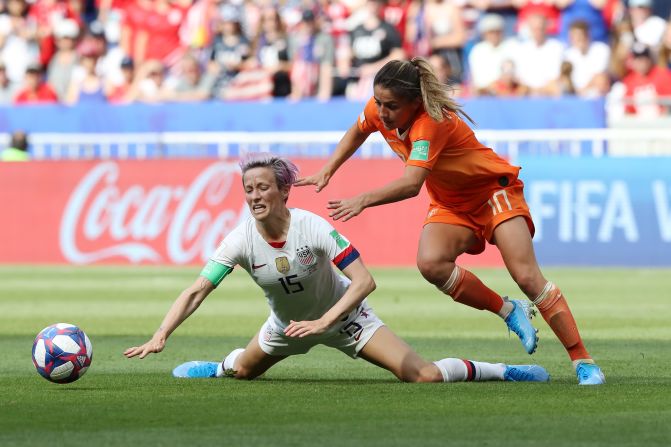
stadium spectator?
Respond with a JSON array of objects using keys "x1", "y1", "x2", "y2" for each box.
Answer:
[
  {"x1": 129, "y1": 59, "x2": 168, "y2": 103},
  {"x1": 288, "y1": 9, "x2": 335, "y2": 101},
  {"x1": 29, "y1": 0, "x2": 83, "y2": 67},
  {"x1": 621, "y1": 42, "x2": 671, "y2": 117},
  {"x1": 0, "y1": 0, "x2": 663, "y2": 104},
  {"x1": 296, "y1": 57, "x2": 605, "y2": 385},
  {"x1": 0, "y1": 0, "x2": 39, "y2": 85},
  {"x1": 628, "y1": 0, "x2": 666, "y2": 48},
  {"x1": 235, "y1": 0, "x2": 262, "y2": 40},
  {"x1": 320, "y1": 0, "x2": 351, "y2": 88},
  {"x1": 82, "y1": 20, "x2": 125, "y2": 87},
  {"x1": 548, "y1": 59, "x2": 577, "y2": 95},
  {"x1": 488, "y1": 59, "x2": 526, "y2": 96},
  {"x1": 64, "y1": 40, "x2": 106, "y2": 104},
  {"x1": 81, "y1": 21, "x2": 108, "y2": 60},
  {"x1": 253, "y1": 7, "x2": 291, "y2": 97},
  {"x1": 556, "y1": 0, "x2": 609, "y2": 44},
  {"x1": 180, "y1": 0, "x2": 218, "y2": 50},
  {"x1": 657, "y1": 17, "x2": 671, "y2": 69},
  {"x1": 46, "y1": 18, "x2": 80, "y2": 100},
  {"x1": 428, "y1": 53, "x2": 460, "y2": 91},
  {"x1": 514, "y1": 0, "x2": 561, "y2": 37},
  {"x1": 1, "y1": 130, "x2": 29, "y2": 161},
  {"x1": 97, "y1": 0, "x2": 133, "y2": 25},
  {"x1": 467, "y1": 13, "x2": 519, "y2": 95},
  {"x1": 320, "y1": 0, "x2": 350, "y2": 42},
  {"x1": 608, "y1": 14, "x2": 635, "y2": 80},
  {"x1": 207, "y1": 3, "x2": 251, "y2": 98},
  {"x1": 219, "y1": 57, "x2": 274, "y2": 101},
  {"x1": 601, "y1": 0, "x2": 624, "y2": 30},
  {"x1": 343, "y1": 0, "x2": 405, "y2": 100},
  {"x1": 468, "y1": 0, "x2": 519, "y2": 38},
  {"x1": 125, "y1": 153, "x2": 550, "y2": 385},
  {"x1": 423, "y1": 0, "x2": 467, "y2": 83},
  {"x1": 381, "y1": 0, "x2": 413, "y2": 53},
  {"x1": 404, "y1": 1, "x2": 430, "y2": 58},
  {"x1": 162, "y1": 52, "x2": 216, "y2": 101},
  {"x1": 13, "y1": 63, "x2": 58, "y2": 104},
  {"x1": 118, "y1": 0, "x2": 151, "y2": 62},
  {"x1": 133, "y1": 0, "x2": 190, "y2": 68},
  {"x1": 514, "y1": 13, "x2": 565, "y2": 95},
  {"x1": 105, "y1": 56, "x2": 135, "y2": 103},
  {"x1": 0, "y1": 61, "x2": 19, "y2": 104},
  {"x1": 562, "y1": 20, "x2": 611, "y2": 96}
]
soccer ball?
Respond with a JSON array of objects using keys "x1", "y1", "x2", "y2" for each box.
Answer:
[{"x1": 32, "y1": 323, "x2": 93, "y2": 384}]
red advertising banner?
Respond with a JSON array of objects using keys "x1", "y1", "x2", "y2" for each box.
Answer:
[{"x1": 0, "y1": 160, "x2": 503, "y2": 267}]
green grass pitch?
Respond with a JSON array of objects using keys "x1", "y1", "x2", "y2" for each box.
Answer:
[{"x1": 1, "y1": 265, "x2": 670, "y2": 447}]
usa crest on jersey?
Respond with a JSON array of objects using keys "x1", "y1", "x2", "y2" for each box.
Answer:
[
  {"x1": 275, "y1": 256, "x2": 291, "y2": 274},
  {"x1": 296, "y1": 246, "x2": 316, "y2": 266}
]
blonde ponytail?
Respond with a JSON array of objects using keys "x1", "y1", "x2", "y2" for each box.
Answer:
[
  {"x1": 373, "y1": 57, "x2": 474, "y2": 125},
  {"x1": 410, "y1": 57, "x2": 474, "y2": 124}
]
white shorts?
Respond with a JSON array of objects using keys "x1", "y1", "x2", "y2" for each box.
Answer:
[{"x1": 257, "y1": 302, "x2": 385, "y2": 358}]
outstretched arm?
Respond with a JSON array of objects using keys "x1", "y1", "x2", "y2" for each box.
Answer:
[
  {"x1": 294, "y1": 122, "x2": 371, "y2": 192},
  {"x1": 284, "y1": 258, "x2": 376, "y2": 337},
  {"x1": 327, "y1": 164, "x2": 430, "y2": 222},
  {"x1": 124, "y1": 277, "x2": 216, "y2": 359}
]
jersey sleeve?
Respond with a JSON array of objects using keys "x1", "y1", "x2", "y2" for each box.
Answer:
[
  {"x1": 200, "y1": 226, "x2": 247, "y2": 287},
  {"x1": 406, "y1": 115, "x2": 454, "y2": 170},
  {"x1": 356, "y1": 97, "x2": 380, "y2": 134},
  {"x1": 310, "y1": 214, "x2": 360, "y2": 271}
]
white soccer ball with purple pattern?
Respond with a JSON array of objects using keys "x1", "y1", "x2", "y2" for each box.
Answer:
[{"x1": 32, "y1": 323, "x2": 93, "y2": 384}]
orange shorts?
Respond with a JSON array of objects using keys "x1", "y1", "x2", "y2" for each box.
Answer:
[{"x1": 423, "y1": 179, "x2": 535, "y2": 255}]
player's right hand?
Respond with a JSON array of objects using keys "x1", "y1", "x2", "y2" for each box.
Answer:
[
  {"x1": 124, "y1": 337, "x2": 165, "y2": 359},
  {"x1": 294, "y1": 171, "x2": 331, "y2": 192}
]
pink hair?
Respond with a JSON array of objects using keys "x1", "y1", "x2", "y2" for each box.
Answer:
[{"x1": 239, "y1": 153, "x2": 299, "y2": 190}]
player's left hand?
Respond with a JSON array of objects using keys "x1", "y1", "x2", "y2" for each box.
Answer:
[
  {"x1": 284, "y1": 319, "x2": 330, "y2": 337},
  {"x1": 327, "y1": 196, "x2": 365, "y2": 222}
]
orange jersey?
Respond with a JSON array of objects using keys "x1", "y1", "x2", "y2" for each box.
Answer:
[{"x1": 357, "y1": 97, "x2": 520, "y2": 212}]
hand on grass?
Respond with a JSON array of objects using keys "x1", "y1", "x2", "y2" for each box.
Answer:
[{"x1": 124, "y1": 336, "x2": 165, "y2": 359}]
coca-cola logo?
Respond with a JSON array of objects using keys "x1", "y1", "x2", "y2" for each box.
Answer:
[{"x1": 59, "y1": 162, "x2": 248, "y2": 264}]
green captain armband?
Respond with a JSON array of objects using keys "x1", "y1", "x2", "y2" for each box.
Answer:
[{"x1": 200, "y1": 260, "x2": 233, "y2": 287}]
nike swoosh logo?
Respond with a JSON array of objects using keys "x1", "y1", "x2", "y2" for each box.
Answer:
[{"x1": 252, "y1": 263, "x2": 267, "y2": 270}]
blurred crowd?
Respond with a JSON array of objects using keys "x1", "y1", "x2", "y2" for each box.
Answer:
[{"x1": 0, "y1": 0, "x2": 670, "y2": 117}]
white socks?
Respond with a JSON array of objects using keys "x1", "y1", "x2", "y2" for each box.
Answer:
[
  {"x1": 497, "y1": 299, "x2": 514, "y2": 319},
  {"x1": 216, "y1": 348, "x2": 245, "y2": 378},
  {"x1": 433, "y1": 358, "x2": 506, "y2": 382}
]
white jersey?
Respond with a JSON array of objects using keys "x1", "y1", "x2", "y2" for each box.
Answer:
[{"x1": 209, "y1": 208, "x2": 360, "y2": 331}]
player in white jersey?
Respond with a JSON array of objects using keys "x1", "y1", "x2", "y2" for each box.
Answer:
[
  {"x1": 125, "y1": 154, "x2": 550, "y2": 384},
  {"x1": 213, "y1": 207, "x2": 364, "y2": 340}
]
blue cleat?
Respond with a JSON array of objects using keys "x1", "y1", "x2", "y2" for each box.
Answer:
[
  {"x1": 576, "y1": 362, "x2": 605, "y2": 385},
  {"x1": 172, "y1": 361, "x2": 220, "y2": 378},
  {"x1": 504, "y1": 365, "x2": 550, "y2": 382},
  {"x1": 504, "y1": 299, "x2": 539, "y2": 355}
]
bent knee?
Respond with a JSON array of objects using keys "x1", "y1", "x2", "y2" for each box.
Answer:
[
  {"x1": 511, "y1": 271, "x2": 545, "y2": 297},
  {"x1": 416, "y1": 257, "x2": 455, "y2": 286}
]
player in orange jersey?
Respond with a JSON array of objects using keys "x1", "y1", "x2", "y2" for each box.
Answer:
[{"x1": 296, "y1": 57, "x2": 605, "y2": 385}]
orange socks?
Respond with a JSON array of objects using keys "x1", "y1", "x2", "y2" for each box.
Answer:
[
  {"x1": 533, "y1": 282, "x2": 591, "y2": 362},
  {"x1": 440, "y1": 266, "x2": 505, "y2": 314},
  {"x1": 441, "y1": 269, "x2": 592, "y2": 364}
]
